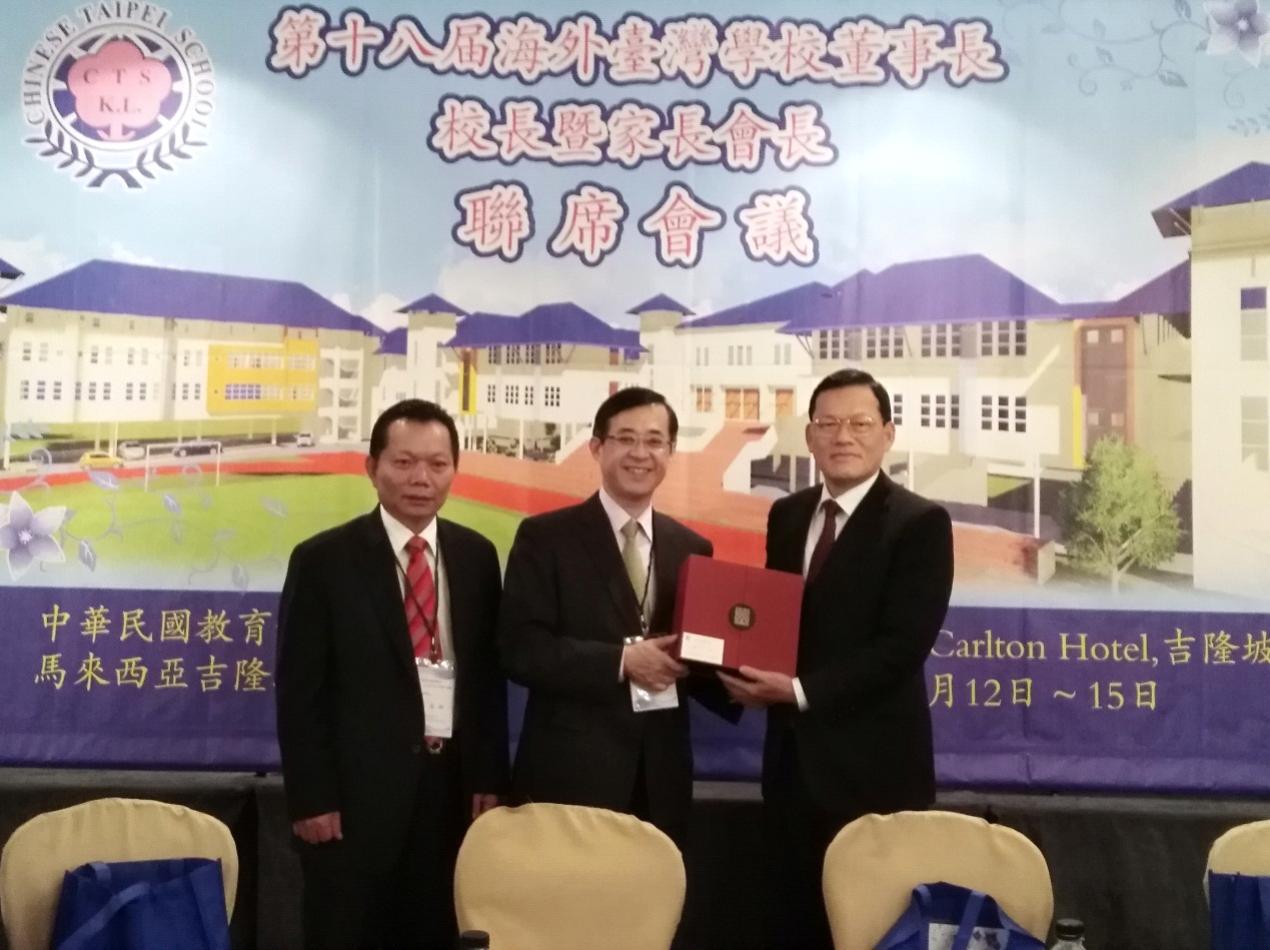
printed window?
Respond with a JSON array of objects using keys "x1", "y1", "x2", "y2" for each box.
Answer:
[
  {"x1": 695, "y1": 386, "x2": 713, "y2": 412},
  {"x1": 103, "y1": 381, "x2": 112, "y2": 400},
  {"x1": 38, "y1": 342, "x2": 49, "y2": 362},
  {"x1": 524, "y1": 386, "x2": 535, "y2": 407},
  {"x1": 892, "y1": 393, "x2": 903, "y2": 426},
  {"x1": 125, "y1": 382, "x2": 134, "y2": 401},
  {"x1": 1241, "y1": 301, "x2": 1268, "y2": 361},
  {"x1": 489, "y1": 346, "x2": 502, "y2": 365},
  {"x1": 19, "y1": 380, "x2": 30, "y2": 399},
  {"x1": 486, "y1": 384, "x2": 497, "y2": 404},
  {"x1": 138, "y1": 382, "x2": 146, "y2": 400},
  {"x1": 88, "y1": 382, "x2": 98, "y2": 401},
  {"x1": 20, "y1": 342, "x2": 31, "y2": 362},
  {"x1": 91, "y1": 346, "x2": 100, "y2": 365},
  {"x1": 920, "y1": 394, "x2": 931, "y2": 428},
  {"x1": 35, "y1": 380, "x2": 46, "y2": 401},
  {"x1": 1242, "y1": 396, "x2": 1269, "y2": 471},
  {"x1": 546, "y1": 344, "x2": 563, "y2": 364},
  {"x1": 53, "y1": 381, "x2": 63, "y2": 400},
  {"x1": 507, "y1": 385, "x2": 519, "y2": 406},
  {"x1": 546, "y1": 386, "x2": 561, "y2": 407},
  {"x1": 527, "y1": 344, "x2": 541, "y2": 364}
]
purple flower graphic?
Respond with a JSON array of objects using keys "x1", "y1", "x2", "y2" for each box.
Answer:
[
  {"x1": 1206, "y1": 0, "x2": 1270, "y2": 65},
  {"x1": 0, "y1": 492, "x2": 66, "y2": 579}
]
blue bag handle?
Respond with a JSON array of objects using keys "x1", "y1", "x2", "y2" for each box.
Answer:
[
  {"x1": 58, "y1": 862, "x2": 152, "y2": 950},
  {"x1": 912, "y1": 884, "x2": 986, "y2": 950},
  {"x1": 57, "y1": 858, "x2": 226, "y2": 950}
]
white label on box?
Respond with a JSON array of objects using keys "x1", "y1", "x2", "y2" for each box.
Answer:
[{"x1": 680, "y1": 631, "x2": 725, "y2": 666}]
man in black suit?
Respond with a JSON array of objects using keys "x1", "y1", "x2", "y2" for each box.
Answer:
[
  {"x1": 499, "y1": 387, "x2": 736, "y2": 846},
  {"x1": 276, "y1": 399, "x2": 507, "y2": 950},
  {"x1": 720, "y1": 369, "x2": 954, "y2": 950}
]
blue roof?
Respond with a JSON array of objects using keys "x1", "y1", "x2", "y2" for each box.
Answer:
[
  {"x1": 0, "y1": 258, "x2": 21, "y2": 280},
  {"x1": 0, "y1": 260, "x2": 379, "y2": 336},
  {"x1": 1079, "y1": 262, "x2": 1191, "y2": 318},
  {"x1": 626, "y1": 293, "x2": 693, "y2": 316},
  {"x1": 378, "y1": 327, "x2": 408, "y2": 355},
  {"x1": 777, "y1": 255, "x2": 1065, "y2": 334},
  {"x1": 446, "y1": 302, "x2": 642, "y2": 349},
  {"x1": 685, "y1": 280, "x2": 847, "y2": 329},
  {"x1": 397, "y1": 292, "x2": 467, "y2": 316},
  {"x1": 1153, "y1": 162, "x2": 1270, "y2": 237}
]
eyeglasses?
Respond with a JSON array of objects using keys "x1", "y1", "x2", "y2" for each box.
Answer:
[
  {"x1": 810, "y1": 415, "x2": 879, "y2": 436},
  {"x1": 603, "y1": 434, "x2": 673, "y2": 453}
]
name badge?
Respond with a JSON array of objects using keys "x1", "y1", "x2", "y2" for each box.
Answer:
[
  {"x1": 416, "y1": 658, "x2": 455, "y2": 739},
  {"x1": 630, "y1": 680, "x2": 679, "y2": 713}
]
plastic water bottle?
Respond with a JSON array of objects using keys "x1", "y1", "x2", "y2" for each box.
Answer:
[
  {"x1": 1050, "y1": 918, "x2": 1086, "y2": 949},
  {"x1": 457, "y1": 931, "x2": 491, "y2": 950}
]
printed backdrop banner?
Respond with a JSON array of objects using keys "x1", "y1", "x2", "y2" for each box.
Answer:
[{"x1": 1, "y1": 0, "x2": 1269, "y2": 791}]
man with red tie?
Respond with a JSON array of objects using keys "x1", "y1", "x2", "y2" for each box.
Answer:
[
  {"x1": 720, "y1": 369, "x2": 954, "y2": 950},
  {"x1": 276, "y1": 400, "x2": 507, "y2": 950}
]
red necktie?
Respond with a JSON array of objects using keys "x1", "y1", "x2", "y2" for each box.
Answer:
[
  {"x1": 404, "y1": 536, "x2": 438, "y2": 659},
  {"x1": 806, "y1": 499, "x2": 842, "y2": 585}
]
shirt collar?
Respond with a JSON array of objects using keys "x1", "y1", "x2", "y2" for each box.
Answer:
[
  {"x1": 598, "y1": 486, "x2": 654, "y2": 541},
  {"x1": 819, "y1": 470, "x2": 880, "y2": 519},
  {"x1": 379, "y1": 506, "x2": 438, "y2": 555}
]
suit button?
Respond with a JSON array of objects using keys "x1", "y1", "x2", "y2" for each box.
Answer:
[{"x1": 411, "y1": 743, "x2": 422, "y2": 754}]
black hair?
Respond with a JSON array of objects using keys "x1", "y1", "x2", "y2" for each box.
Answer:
[
  {"x1": 593, "y1": 387, "x2": 679, "y2": 441},
  {"x1": 807, "y1": 368, "x2": 892, "y2": 423},
  {"x1": 368, "y1": 399, "x2": 460, "y2": 464}
]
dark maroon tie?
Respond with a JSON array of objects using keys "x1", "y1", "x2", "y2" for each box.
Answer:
[{"x1": 806, "y1": 499, "x2": 842, "y2": 585}]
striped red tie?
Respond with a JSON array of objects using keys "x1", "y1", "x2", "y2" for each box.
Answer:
[{"x1": 404, "y1": 536, "x2": 437, "y2": 659}]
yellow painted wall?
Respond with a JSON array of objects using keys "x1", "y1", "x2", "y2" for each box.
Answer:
[{"x1": 206, "y1": 338, "x2": 319, "y2": 416}]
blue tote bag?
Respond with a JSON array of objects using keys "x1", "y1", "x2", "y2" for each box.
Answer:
[
  {"x1": 51, "y1": 857, "x2": 230, "y2": 950},
  {"x1": 875, "y1": 881, "x2": 1047, "y2": 950},
  {"x1": 1210, "y1": 871, "x2": 1270, "y2": 950}
]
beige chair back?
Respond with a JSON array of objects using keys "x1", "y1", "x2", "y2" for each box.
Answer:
[
  {"x1": 0, "y1": 797, "x2": 238, "y2": 950},
  {"x1": 823, "y1": 810, "x2": 1052, "y2": 950},
  {"x1": 1208, "y1": 818, "x2": 1270, "y2": 876},
  {"x1": 455, "y1": 803, "x2": 685, "y2": 950}
]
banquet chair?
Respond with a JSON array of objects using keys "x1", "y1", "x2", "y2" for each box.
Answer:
[
  {"x1": 454, "y1": 803, "x2": 685, "y2": 950},
  {"x1": 0, "y1": 797, "x2": 238, "y2": 950},
  {"x1": 822, "y1": 810, "x2": 1053, "y2": 950},
  {"x1": 1206, "y1": 817, "x2": 1270, "y2": 891}
]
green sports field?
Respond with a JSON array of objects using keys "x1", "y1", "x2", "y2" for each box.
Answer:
[{"x1": 8, "y1": 472, "x2": 525, "y2": 583}]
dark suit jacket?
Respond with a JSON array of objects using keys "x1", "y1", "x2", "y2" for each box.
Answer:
[
  {"x1": 499, "y1": 493, "x2": 735, "y2": 838},
  {"x1": 764, "y1": 472, "x2": 954, "y2": 816},
  {"x1": 275, "y1": 508, "x2": 508, "y2": 871}
]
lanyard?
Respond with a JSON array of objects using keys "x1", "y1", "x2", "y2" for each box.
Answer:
[{"x1": 397, "y1": 543, "x2": 443, "y2": 663}]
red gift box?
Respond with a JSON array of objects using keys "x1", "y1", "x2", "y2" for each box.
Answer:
[{"x1": 671, "y1": 555, "x2": 802, "y2": 676}]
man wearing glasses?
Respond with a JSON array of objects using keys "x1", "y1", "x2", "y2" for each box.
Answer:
[
  {"x1": 500, "y1": 386, "x2": 737, "y2": 846},
  {"x1": 720, "y1": 368, "x2": 955, "y2": 950}
]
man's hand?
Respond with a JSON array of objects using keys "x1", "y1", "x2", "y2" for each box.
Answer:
[
  {"x1": 292, "y1": 811, "x2": 342, "y2": 844},
  {"x1": 623, "y1": 635, "x2": 688, "y2": 693},
  {"x1": 718, "y1": 666, "x2": 796, "y2": 708},
  {"x1": 471, "y1": 793, "x2": 500, "y2": 821}
]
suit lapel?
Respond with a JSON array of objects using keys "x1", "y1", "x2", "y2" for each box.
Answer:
[
  {"x1": 776, "y1": 489, "x2": 820, "y2": 575},
  {"x1": 650, "y1": 511, "x2": 684, "y2": 631},
  {"x1": 356, "y1": 509, "x2": 417, "y2": 684},
  {"x1": 436, "y1": 519, "x2": 468, "y2": 666},
  {"x1": 576, "y1": 493, "x2": 643, "y2": 629}
]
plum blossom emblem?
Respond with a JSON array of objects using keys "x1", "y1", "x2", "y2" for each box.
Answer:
[
  {"x1": 0, "y1": 492, "x2": 66, "y2": 579},
  {"x1": 1205, "y1": 0, "x2": 1270, "y2": 65}
]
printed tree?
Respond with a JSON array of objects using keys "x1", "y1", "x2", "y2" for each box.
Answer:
[{"x1": 1061, "y1": 437, "x2": 1180, "y2": 593}]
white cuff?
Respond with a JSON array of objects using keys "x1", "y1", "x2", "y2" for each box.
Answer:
[{"x1": 792, "y1": 677, "x2": 809, "y2": 712}]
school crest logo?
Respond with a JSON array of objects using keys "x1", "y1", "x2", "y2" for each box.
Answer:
[{"x1": 22, "y1": 3, "x2": 215, "y2": 188}]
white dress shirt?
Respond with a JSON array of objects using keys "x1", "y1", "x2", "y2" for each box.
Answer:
[
  {"x1": 792, "y1": 471, "x2": 880, "y2": 710},
  {"x1": 379, "y1": 507, "x2": 455, "y2": 668}
]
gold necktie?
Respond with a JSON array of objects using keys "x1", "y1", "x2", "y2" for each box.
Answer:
[{"x1": 621, "y1": 520, "x2": 649, "y2": 617}]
